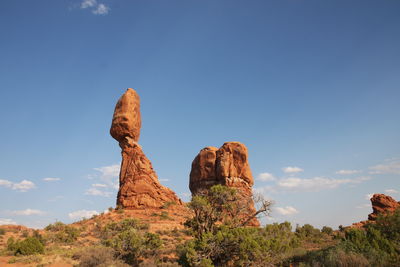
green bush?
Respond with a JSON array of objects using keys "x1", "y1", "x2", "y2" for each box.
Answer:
[
  {"x1": 45, "y1": 221, "x2": 80, "y2": 243},
  {"x1": 321, "y1": 226, "x2": 333, "y2": 235},
  {"x1": 100, "y1": 219, "x2": 161, "y2": 266},
  {"x1": 7, "y1": 237, "x2": 44, "y2": 256},
  {"x1": 0, "y1": 228, "x2": 6, "y2": 235}
]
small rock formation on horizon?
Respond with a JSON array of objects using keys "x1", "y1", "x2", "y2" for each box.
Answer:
[
  {"x1": 111, "y1": 88, "x2": 182, "y2": 209},
  {"x1": 352, "y1": 193, "x2": 400, "y2": 228},
  {"x1": 368, "y1": 193, "x2": 400, "y2": 221},
  {"x1": 189, "y1": 142, "x2": 260, "y2": 226}
]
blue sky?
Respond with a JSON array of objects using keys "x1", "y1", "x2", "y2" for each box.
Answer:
[{"x1": 0, "y1": 0, "x2": 399, "y2": 229}]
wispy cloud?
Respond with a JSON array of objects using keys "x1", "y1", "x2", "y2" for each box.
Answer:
[
  {"x1": 81, "y1": 0, "x2": 96, "y2": 8},
  {"x1": 85, "y1": 187, "x2": 112, "y2": 197},
  {"x1": 80, "y1": 0, "x2": 110, "y2": 15},
  {"x1": 159, "y1": 178, "x2": 170, "y2": 182},
  {"x1": 336, "y1": 170, "x2": 361, "y2": 175},
  {"x1": 93, "y1": 4, "x2": 109, "y2": 15},
  {"x1": 276, "y1": 176, "x2": 369, "y2": 192},
  {"x1": 0, "y1": 218, "x2": 16, "y2": 225},
  {"x1": 257, "y1": 172, "x2": 276, "y2": 182},
  {"x1": 0, "y1": 179, "x2": 35, "y2": 192},
  {"x1": 92, "y1": 183, "x2": 107, "y2": 188},
  {"x1": 356, "y1": 203, "x2": 371, "y2": 209},
  {"x1": 369, "y1": 159, "x2": 400, "y2": 174},
  {"x1": 93, "y1": 163, "x2": 120, "y2": 189},
  {"x1": 282, "y1": 166, "x2": 303, "y2": 174},
  {"x1": 11, "y1": 209, "x2": 45, "y2": 216},
  {"x1": 68, "y1": 210, "x2": 99, "y2": 220},
  {"x1": 43, "y1": 177, "x2": 61, "y2": 182},
  {"x1": 274, "y1": 206, "x2": 299, "y2": 216},
  {"x1": 385, "y1": 189, "x2": 398, "y2": 194}
]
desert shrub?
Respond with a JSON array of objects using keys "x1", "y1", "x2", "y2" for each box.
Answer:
[
  {"x1": 21, "y1": 230, "x2": 29, "y2": 238},
  {"x1": 101, "y1": 219, "x2": 162, "y2": 266},
  {"x1": 295, "y1": 224, "x2": 323, "y2": 242},
  {"x1": 179, "y1": 185, "x2": 280, "y2": 266},
  {"x1": 0, "y1": 228, "x2": 6, "y2": 235},
  {"x1": 45, "y1": 221, "x2": 80, "y2": 243},
  {"x1": 161, "y1": 201, "x2": 176, "y2": 209},
  {"x1": 292, "y1": 246, "x2": 369, "y2": 267},
  {"x1": 108, "y1": 207, "x2": 114, "y2": 212},
  {"x1": 73, "y1": 246, "x2": 129, "y2": 267},
  {"x1": 100, "y1": 218, "x2": 149, "y2": 239},
  {"x1": 292, "y1": 210, "x2": 400, "y2": 266},
  {"x1": 160, "y1": 211, "x2": 172, "y2": 220},
  {"x1": 7, "y1": 237, "x2": 44, "y2": 256},
  {"x1": 321, "y1": 226, "x2": 333, "y2": 235}
]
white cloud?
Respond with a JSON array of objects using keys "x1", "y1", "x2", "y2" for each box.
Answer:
[
  {"x1": 282, "y1": 166, "x2": 303, "y2": 174},
  {"x1": 356, "y1": 203, "x2": 371, "y2": 209},
  {"x1": 275, "y1": 206, "x2": 299, "y2": 216},
  {"x1": 94, "y1": 164, "x2": 120, "y2": 178},
  {"x1": 276, "y1": 176, "x2": 369, "y2": 192},
  {"x1": 159, "y1": 178, "x2": 170, "y2": 182},
  {"x1": 43, "y1": 177, "x2": 61, "y2": 182},
  {"x1": 80, "y1": 0, "x2": 110, "y2": 15},
  {"x1": 68, "y1": 210, "x2": 99, "y2": 220},
  {"x1": 12, "y1": 180, "x2": 35, "y2": 192},
  {"x1": 92, "y1": 183, "x2": 107, "y2": 188},
  {"x1": 92, "y1": 164, "x2": 120, "y2": 189},
  {"x1": 336, "y1": 170, "x2": 361, "y2": 175},
  {"x1": 93, "y1": 3, "x2": 110, "y2": 15},
  {"x1": 11, "y1": 209, "x2": 45, "y2": 216},
  {"x1": 257, "y1": 172, "x2": 276, "y2": 182},
  {"x1": 0, "y1": 218, "x2": 17, "y2": 225},
  {"x1": 85, "y1": 187, "x2": 112, "y2": 197},
  {"x1": 369, "y1": 159, "x2": 400, "y2": 174},
  {"x1": 0, "y1": 179, "x2": 12, "y2": 187},
  {"x1": 385, "y1": 189, "x2": 399, "y2": 194},
  {"x1": 81, "y1": 0, "x2": 96, "y2": 8},
  {"x1": 0, "y1": 179, "x2": 35, "y2": 192}
]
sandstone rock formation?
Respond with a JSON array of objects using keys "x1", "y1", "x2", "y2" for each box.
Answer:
[
  {"x1": 351, "y1": 193, "x2": 399, "y2": 228},
  {"x1": 368, "y1": 193, "x2": 400, "y2": 221},
  {"x1": 111, "y1": 88, "x2": 182, "y2": 209},
  {"x1": 189, "y1": 142, "x2": 259, "y2": 226}
]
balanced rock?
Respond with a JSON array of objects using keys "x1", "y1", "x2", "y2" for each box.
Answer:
[
  {"x1": 190, "y1": 142, "x2": 259, "y2": 226},
  {"x1": 368, "y1": 194, "x2": 400, "y2": 221},
  {"x1": 111, "y1": 88, "x2": 182, "y2": 209}
]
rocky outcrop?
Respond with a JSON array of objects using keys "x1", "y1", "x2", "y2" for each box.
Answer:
[
  {"x1": 368, "y1": 194, "x2": 400, "y2": 221},
  {"x1": 111, "y1": 88, "x2": 182, "y2": 209},
  {"x1": 351, "y1": 193, "x2": 399, "y2": 228},
  {"x1": 189, "y1": 142, "x2": 259, "y2": 226}
]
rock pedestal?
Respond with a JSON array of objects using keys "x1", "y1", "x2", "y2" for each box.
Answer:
[{"x1": 111, "y1": 88, "x2": 182, "y2": 209}]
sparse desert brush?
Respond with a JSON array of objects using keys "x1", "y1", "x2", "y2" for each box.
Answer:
[
  {"x1": 44, "y1": 221, "x2": 80, "y2": 243},
  {"x1": 0, "y1": 228, "x2": 5, "y2": 235},
  {"x1": 99, "y1": 219, "x2": 162, "y2": 266},
  {"x1": 73, "y1": 246, "x2": 129, "y2": 267}
]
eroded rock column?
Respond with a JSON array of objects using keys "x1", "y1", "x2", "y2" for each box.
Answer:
[{"x1": 111, "y1": 88, "x2": 182, "y2": 209}]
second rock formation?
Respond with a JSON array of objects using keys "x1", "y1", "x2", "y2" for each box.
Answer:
[{"x1": 189, "y1": 142, "x2": 259, "y2": 226}]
